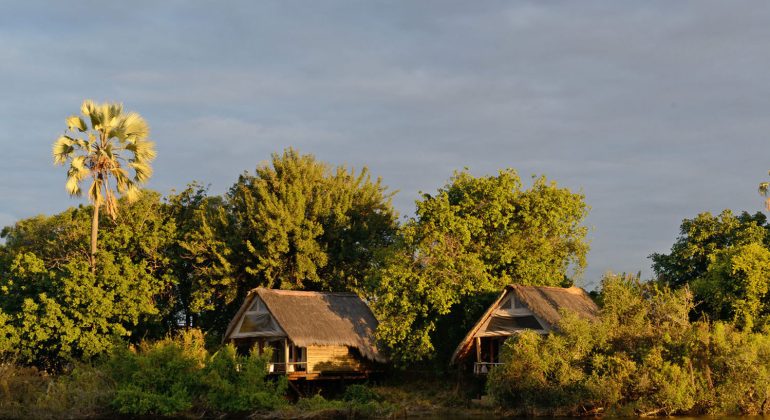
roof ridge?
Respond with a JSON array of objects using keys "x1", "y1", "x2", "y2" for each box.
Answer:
[
  {"x1": 252, "y1": 287, "x2": 359, "y2": 297},
  {"x1": 509, "y1": 284, "x2": 584, "y2": 292}
]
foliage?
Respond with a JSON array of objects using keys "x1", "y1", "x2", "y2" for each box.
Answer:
[
  {"x1": 227, "y1": 148, "x2": 398, "y2": 292},
  {"x1": 342, "y1": 383, "x2": 383, "y2": 404},
  {"x1": 651, "y1": 209, "x2": 769, "y2": 289},
  {"x1": 487, "y1": 273, "x2": 770, "y2": 416},
  {"x1": 202, "y1": 344, "x2": 287, "y2": 412},
  {"x1": 104, "y1": 329, "x2": 286, "y2": 416},
  {"x1": 651, "y1": 209, "x2": 770, "y2": 328},
  {"x1": 760, "y1": 170, "x2": 770, "y2": 210},
  {"x1": 371, "y1": 169, "x2": 589, "y2": 365},
  {"x1": 0, "y1": 364, "x2": 49, "y2": 418},
  {"x1": 290, "y1": 388, "x2": 392, "y2": 418},
  {"x1": 0, "y1": 192, "x2": 175, "y2": 368},
  {"x1": 165, "y1": 183, "x2": 236, "y2": 330},
  {"x1": 33, "y1": 364, "x2": 115, "y2": 418},
  {"x1": 105, "y1": 329, "x2": 208, "y2": 415},
  {"x1": 693, "y1": 243, "x2": 770, "y2": 330}
]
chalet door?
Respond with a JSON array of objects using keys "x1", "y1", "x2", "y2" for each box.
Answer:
[
  {"x1": 490, "y1": 338, "x2": 500, "y2": 363},
  {"x1": 289, "y1": 344, "x2": 307, "y2": 371}
]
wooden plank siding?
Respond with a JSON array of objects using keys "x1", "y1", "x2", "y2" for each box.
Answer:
[{"x1": 307, "y1": 345, "x2": 362, "y2": 372}]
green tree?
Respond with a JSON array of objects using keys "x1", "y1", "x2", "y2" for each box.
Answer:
[
  {"x1": 52, "y1": 100, "x2": 156, "y2": 269},
  {"x1": 371, "y1": 169, "x2": 589, "y2": 364},
  {"x1": 0, "y1": 192, "x2": 175, "y2": 368},
  {"x1": 693, "y1": 243, "x2": 770, "y2": 330},
  {"x1": 651, "y1": 210, "x2": 769, "y2": 289},
  {"x1": 165, "y1": 183, "x2": 236, "y2": 331},
  {"x1": 651, "y1": 210, "x2": 770, "y2": 326},
  {"x1": 227, "y1": 148, "x2": 398, "y2": 292}
]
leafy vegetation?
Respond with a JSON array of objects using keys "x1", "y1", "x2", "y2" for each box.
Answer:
[
  {"x1": 651, "y1": 210, "x2": 770, "y2": 329},
  {"x1": 370, "y1": 169, "x2": 589, "y2": 365},
  {"x1": 488, "y1": 273, "x2": 770, "y2": 416},
  {"x1": 3, "y1": 113, "x2": 770, "y2": 417}
]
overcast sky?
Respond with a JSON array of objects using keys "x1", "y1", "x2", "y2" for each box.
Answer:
[{"x1": 1, "y1": 1, "x2": 768, "y2": 288}]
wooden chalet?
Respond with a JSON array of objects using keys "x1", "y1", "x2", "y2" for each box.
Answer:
[
  {"x1": 451, "y1": 284, "x2": 598, "y2": 375},
  {"x1": 224, "y1": 288, "x2": 386, "y2": 380}
]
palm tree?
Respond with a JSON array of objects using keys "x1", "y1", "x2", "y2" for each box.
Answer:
[
  {"x1": 53, "y1": 100, "x2": 156, "y2": 269},
  {"x1": 761, "y1": 171, "x2": 770, "y2": 210}
]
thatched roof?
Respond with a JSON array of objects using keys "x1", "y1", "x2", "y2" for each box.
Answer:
[
  {"x1": 450, "y1": 284, "x2": 598, "y2": 365},
  {"x1": 225, "y1": 288, "x2": 385, "y2": 363},
  {"x1": 510, "y1": 284, "x2": 598, "y2": 328}
]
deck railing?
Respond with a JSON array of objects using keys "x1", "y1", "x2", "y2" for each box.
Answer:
[
  {"x1": 473, "y1": 362, "x2": 503, "y2": 375},
  {"x1": 269, "y1": 362, "x2": 307, "y2": 373}
]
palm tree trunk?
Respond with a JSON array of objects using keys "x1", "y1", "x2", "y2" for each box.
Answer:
[{"x1": 90, "y1": 203, "x2": 99, "y2": 271}]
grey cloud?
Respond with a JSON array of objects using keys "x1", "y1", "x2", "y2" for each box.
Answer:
[{"x1": 1, "y1": 1, "x2": 769, "y2": 284}]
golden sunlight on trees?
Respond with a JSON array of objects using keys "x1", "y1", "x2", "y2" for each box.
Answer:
[{"x1": 52, "y1": 100, "x2": 156, "y2": 269}]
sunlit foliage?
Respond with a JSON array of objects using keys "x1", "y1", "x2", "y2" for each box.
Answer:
[
  {"x1": 370, "y1": 169, "x2": 589, "y2": 365},
  {"x1": 488, "y1": 273, "x2": 770, "y2": 416},
  {"x1": 651, "y1": 210, "x2": 770, "y2": 329},
  {"x1": 52, "y1": 100, "x2": 156, "y2": 267}
]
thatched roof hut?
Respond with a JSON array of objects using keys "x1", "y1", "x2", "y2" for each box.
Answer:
[
  {"x1": 224, "y1": 288, "x2": 385, "y2": 378},
  {"x1": 451, "y1": 284, "x2": 598, "y2": 371}
]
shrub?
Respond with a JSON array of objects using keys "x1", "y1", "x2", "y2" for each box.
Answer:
[
  {"x1": 343, "y1": 384, "x2": 382, "y2": 404},
  {"x1": 0, "y1": 364, "x2": 49, "y2": 418},
  {"x1": 202, "y1": 344, "x2": 287, "y2": 412},
  {"x1": 487, "y1": 273, "x2": 770, "y2": 416},
  {"x1": 105, "y1": 329, "x2": 208, "y2": 415},
  {"x1": 34, "y1": 363, "x2": 115, "y2": 418},
  {"x1": 102, "y1": 329, "x2": 287, "y2": 416}
]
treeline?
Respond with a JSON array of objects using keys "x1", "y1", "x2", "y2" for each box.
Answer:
[
  {"x1": 4, "y1": 144, "x2": 768, "y2": 417},
  {"x1": 0, "y1": 148, "x2": 590, "y2": 370},
  {"x1": 488, "y1": 210, "x2": 770, "y2": 416}
]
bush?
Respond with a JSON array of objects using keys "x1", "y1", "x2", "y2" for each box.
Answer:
[
  {"x1": 343, "y1": 384, "x2": 382, "y2": 404},
  {"x1": 103, "y1": 329, "x2": 287, "y2": 416},
  {"x1": 34, "y1": 363, "x2": 115, "y2": 418},
  {"x1": 202, "y1": 344, "x2": 287, "y2": 412},
  {"x1": 487, "y1": 273, "x2": 770, "y2": 416},
  {"x1": 106, "y1": 329, "x2": 206, "y2": 415},
  {"x1": 0, "y1": 364, "x2": 49, "y2": 418}
]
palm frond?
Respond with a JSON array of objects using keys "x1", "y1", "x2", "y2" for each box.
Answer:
[
  {"x1": 121, "y1": 112, "x2": 150, "y2": 141},
  {"x1": 125, "y1": 183, "x2": 142, "y2": 202},
  {"x1": 52, "y1": 136, "x2": 75, "y2": 165},
  {"x1": 129, "y1": 161, "x2": 153, "y2": 183},
  {"x1": 65, "y1": 173, "x2": 82, "y2": 196},
  {"x1": 81, "y1": 100, "x2": 99, "y2": 128},
  {"x1": 66, "y1": 115, "x2": 87, "y2": 132},
  {"x1": 88, "y1": 179, "x2": 103, "y2": 205},
  {"x1": 125, "y1": 139, "x2": 157, "y2": 162}
]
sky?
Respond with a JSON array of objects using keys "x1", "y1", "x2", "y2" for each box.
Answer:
[{"x1": 1, "y1": 1, "x2": 768, "y2": 288}]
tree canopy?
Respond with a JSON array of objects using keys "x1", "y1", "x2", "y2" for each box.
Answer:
[
  {"x1": 651, "y1": 209, "x2": 770, "y2": 329},
  {"x1": 227, "y1": 148, "x2": 398, "y2": 293},
  {"x1": 0, "y1": 192, "x2": 174, "y2": 368},
  {"x1": 370, "y1": 169, "x2": 590, "y2": 365}
]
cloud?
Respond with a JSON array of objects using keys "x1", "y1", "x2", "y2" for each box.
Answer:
[{"x1": 1, "y1": 1, "x2": 770, "y2": 283}]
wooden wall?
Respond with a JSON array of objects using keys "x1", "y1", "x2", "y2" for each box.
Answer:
[{"x1": 306, "y1": 345, "x2": 363, "y2": 372}]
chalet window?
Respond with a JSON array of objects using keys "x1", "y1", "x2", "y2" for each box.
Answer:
[
  {"x1": 504, "y1": 296, "x2": 522, "y2": 310},
  {"x1": 234, "y1": 296, "x2": 284, "y2": 337},
  {"x1": 239, "y1": 312, "x2": 271, "y2": 333},
  {"x1": 510, "y1": 315, "x2": 542, "y2": 329}
]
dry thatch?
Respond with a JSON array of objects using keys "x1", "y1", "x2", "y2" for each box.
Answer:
[
  {"x1": 450, "y1": 284, "x2": 598, "y2": 365},
  {"x1": 225, "y1": 288, "x2": 385, "y2": 363},
  {"x1": 511, "y1": 284, "x2": 598, "y2": 328}
]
